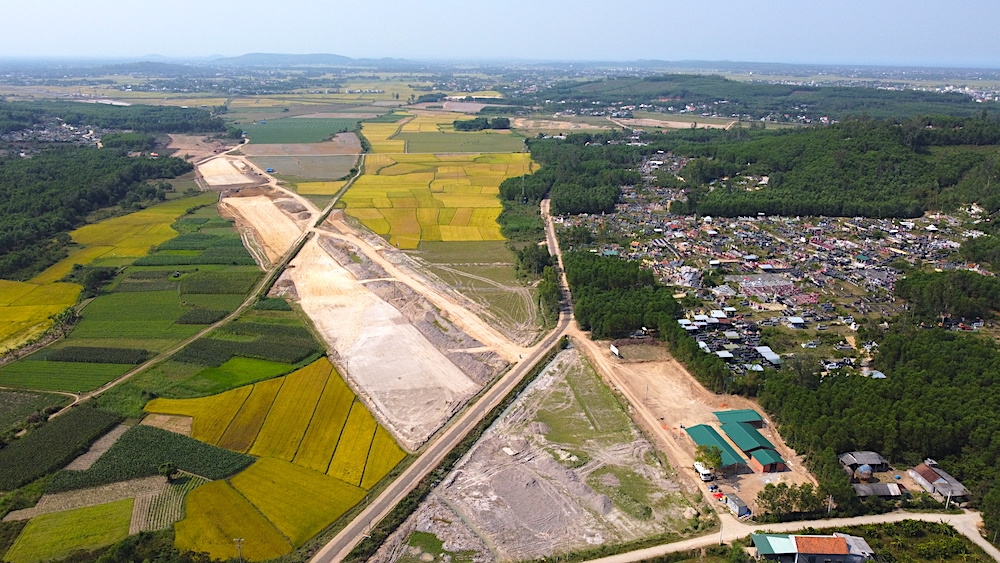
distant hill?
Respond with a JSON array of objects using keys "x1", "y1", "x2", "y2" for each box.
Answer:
[{"x1": 210, "y1": 53, "x2": 359, "y2": 67}]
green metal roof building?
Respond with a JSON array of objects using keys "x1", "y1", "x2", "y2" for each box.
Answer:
[
  {"x1": 713, "y1": 409, "x2": 764, "y2": 426},
  {"x1": 684, "y1": 424, "x2": 745, "y2": 468},
  {"x1": 721, "y1": 421, "x2": 775, "y2": 453}
]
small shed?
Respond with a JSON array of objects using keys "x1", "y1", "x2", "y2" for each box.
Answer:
[
  {"x1": 754, "y1": 346, "x2": 782, "y2": 365},
  {"x1": 852, "y1": 483, "x2": 902, "y2": 498},
  {"x1": 750, "y1": 448, "x2": 787, "y2": 473},
  {"x1": 725, "y1": 493, "x2": 750, "y2": 517}
]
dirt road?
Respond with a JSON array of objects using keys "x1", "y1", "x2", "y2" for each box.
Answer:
[{"x1": 583, "y1": 510, "x2": 999, "y2": 563}]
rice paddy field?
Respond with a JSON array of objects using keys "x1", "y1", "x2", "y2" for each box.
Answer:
[
  {"x1": 242, "y1": 118, "x2": 359, "y2": 144},
  {"x1": 146, "y1": 357, "x2": 408, "y2": 557},
  {"x1": 343, "y1": 153, "x2": 532, "y2": 249},
  {"x1": 0, "y1": 204, "x2": 263, "y2": 393},
  {"x1": 3, "y1": 499, "x2": 133, "y2": 563},
  {"x1": 0, "y1": 192, "x2": 219, "y2": 355}
]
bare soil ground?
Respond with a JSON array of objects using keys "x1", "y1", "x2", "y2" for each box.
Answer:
[
  {"x1": 279, "y1": 236, "x2": 481, "y2": 451},
  {"x1": 65, "y1": 424, "x2": 129, "y2": 471},
  {"x1": 140, "y1": 414, "x2": 192, "y2": 436},
  {"x1": 239, "y1": 133, "x2": 362, "y2": 156},
  {"x1": 570, "y1": 334, "x2": 816, "y2": 512},
  {"x1": 291, "y1": 113, "x2": 381, "y2": 119},
  {"x1": 511, "y1": 118, "x2": 607, "y2": 131},
  {"x1": 219, "y1": 191, "x2": 311, "y2": 265},
  {"x1": 197, "y1": 157, "x2": 261, "y2": 187},
  {"x1": 3, "y1": 476, "x2": 166, "y2": 522},
  {"x1": 372, "y1": 348, "x2": 711, "y2": 562},
  {"x1": 612, "y1": 118, "x2": 737, "y2": 130},
  {"x1": 165, "y1": 134, "x2": 235, "y2": 162}
]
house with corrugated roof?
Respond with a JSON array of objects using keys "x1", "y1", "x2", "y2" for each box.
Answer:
[{"x1": 751, "y1": 532, "x2": 874, "y2": 563}]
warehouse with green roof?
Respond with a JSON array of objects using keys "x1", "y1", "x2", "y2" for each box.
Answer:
[{"x1": 684, "y1": 424, "x2": 746, "y2": 471}]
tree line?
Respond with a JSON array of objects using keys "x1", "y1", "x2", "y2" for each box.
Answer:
[
  {"x1": 453, "y1": 116, "x2": 510, "y2": 131},
  {"x1": 0, "y1": 147, "x2": 192, "y2": 279}
]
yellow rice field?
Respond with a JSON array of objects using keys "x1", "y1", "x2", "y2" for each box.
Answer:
[
  {"x1": 248, "y1": 360, "x2": 330, "y2": 461},
  {"x1": 326, "y1": 402, "x2": 377, "y2": 486},
  {"x1": 295, "y1": 181, "x2": 347, "y2": 195},
  {"x1": 216, "y1": 377, "x2": 284, "y2": 452},
  {"x1": 152, "y1": 357, "x2": 405, "y2": 554},
  {"x1": 0, "y1": 193, "x2": 219, "y2": 354},
  {"x1": 175, "y1": 481, "x2": 292, "y2": 561},
  {"x1": 144, "y1": 357, "x2": 405, "y2": 487},
  {"x1": 230, "y1": 458, "x2": 366, "y2": 546},
  {"x1": 342, "y1": 153, "x2": 532, "y2": 249},
  {"x1": 293, "y1": 370, "x2": 356, "y2": 473}
]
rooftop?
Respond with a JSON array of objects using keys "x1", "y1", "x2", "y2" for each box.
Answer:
[
  {"x1": 713, "y1": 409, "x2": 763, "y2": 424},
  {"x1": 794, "y1": 536, "x2": 850, "y2": 555},
  {"x1": 684, "y1": 424, "x2": 745, "y2": 468},
  {"x1": 722, "y1": 421, "x2": 775, "y2": 452}
]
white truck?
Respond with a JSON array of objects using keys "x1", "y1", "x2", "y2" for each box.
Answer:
[{"x1": 694, "y1": 461, "x2": 715, "y2": 482}]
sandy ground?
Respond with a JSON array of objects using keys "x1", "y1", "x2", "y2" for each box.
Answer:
[
  {"x1": 165, "y1": 134, "x2": 234, "y2": 162},
  {"x1": 283, "y1": 237, "x2": 481, "y2": 451},
  {"x1": 511, "y1": 118, "x2": 606, "y2": 131},
  {"x1": 612, "y1": 118, "x2": 737, "y2": 130},
  {"x1": 239, "y1": 133, "x2": 362, "y2": 156},
  {"x1": 141, "y1": 414, "x2": 192, "y2": 436},
  {"x1": 570, "y1": 335, "x2": 816, "y2": 512},
  {"x1": 323, "y1": 212, "x2": 529, "y2": 362},
  {"x1": 372, "y1": 348, "x2": 706, "y2": 562},
  {"x1": 197, "y1": 157, "x2": 260, "y2": 186},
  {"x1": 219, "y1": 193, "x2": 310, "y2": 264}
]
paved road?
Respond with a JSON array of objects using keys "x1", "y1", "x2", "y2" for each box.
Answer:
[{"x1": 583, "y1": 510, "x2": 1000, "y2": 563}]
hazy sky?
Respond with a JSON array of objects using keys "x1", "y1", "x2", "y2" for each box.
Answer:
[{"x1": 4, "y1": 0, "x2": 999, "y2": 67}]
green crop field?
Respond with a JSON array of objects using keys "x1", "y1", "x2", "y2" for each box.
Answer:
[
  {"x1": 4, "y1": 499, "x2": 133, "y2": 563},
  {"x1": 0, "y1": 390, "x2": 70, "y2": 430},
  {"x1": 395, "y1": 131, "x2": 526, "y2": 153},
  {"x1": 170, "y1": 357, "x2": 296, "y2": 397},
  {"x1": 47, "y1": 425, "x2": 253, "y2": 492},
  {"x1": 0, "y1": 361, "x2": 133, "y2": 392},
  {"x1": 243, "y1": 118, "x2": 359, "y2": 144}
]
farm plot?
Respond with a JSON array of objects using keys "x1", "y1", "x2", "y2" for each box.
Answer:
[
  {"x1": 239, "y1": 132, "x2": 362, "y2": 156},
  {"x1": 0, "y1": 193, "x2": 218, "y2": 354},
  {"x1": 3, "y1": 499, "x2": 133, "y2": 563},
  {"x1": 384, "y1": 347, "x2": 704, "y2": 562},
  {"x1": 395, "y1": 131, "x2": 526, "y2": 153},
  {"x1": 0, "y1": 390, "x2": 71, "y2": 431},
  {"x1": 145, "y1": 357, "x2": 406, "y2": 486},
  {"x1": 47, "y1": 425, "x2": 253, "y2": 493},
  {"x1": 175, "y1": 480, "x2": 292, "y2": 561},
  {"x1": 243, "y1": 118, "x2": 358, "y2": 144},
  {"x1": 151, "y1": 358, "x2": 406, "y2": 556},
  {"x1": 0, "y1": 361, "x2": 133, "y2": 393},
  {"x1": 361, "y1": 120, "x2": 409, "y2": 153},
  {"x1": 247, "y1": 154, "x2": 358, "y2": 181},
  {"x1": 230, "y1": 458, "x2": 366, "y2": 546},
  {"x1": 343, "y1": 153, "x2": 532, "y2": 249},
  {"x1": 130, "y1": 473, "x2": 207, "y2": 534}
]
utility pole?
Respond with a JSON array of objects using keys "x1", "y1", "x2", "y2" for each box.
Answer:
[{"x1": 233, "y1": 538, "x2": 244, "y2": 563}]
